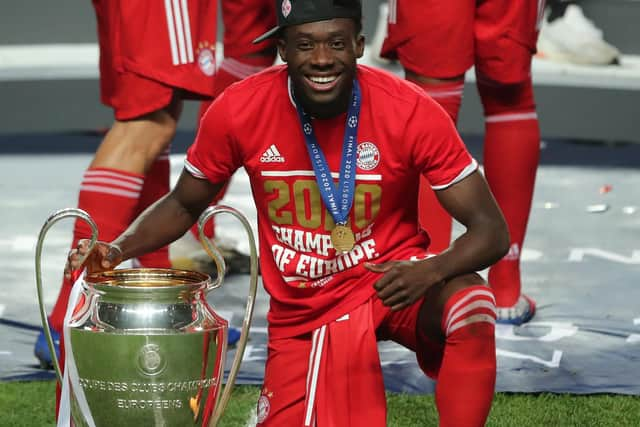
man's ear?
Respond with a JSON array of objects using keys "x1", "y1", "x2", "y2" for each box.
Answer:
[
  {"x1": 355, "y1": 34, "x2": 365, "y2": 59},
  {"x1": 277, "y1": 39, "x2": 287, "y2": 63}
]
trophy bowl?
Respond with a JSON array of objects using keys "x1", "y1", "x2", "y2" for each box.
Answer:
[{"x1": 36, "y1": 207, "x2": 258, "y2": 427}]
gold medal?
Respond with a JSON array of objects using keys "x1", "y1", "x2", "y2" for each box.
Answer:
[{"x1": 331, "y1": 224, "x2": 355, "y2": 253}]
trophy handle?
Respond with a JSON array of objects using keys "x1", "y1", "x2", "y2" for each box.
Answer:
[
  {"x1": 197, "y1": 207, "x2": 227, "y2": 292},
  {"x1": 198, "y1": 206, "x2": 258, "y2": 427},
  {"x1": 35, "y1": 208, "x2": 98, "y2": 382}
]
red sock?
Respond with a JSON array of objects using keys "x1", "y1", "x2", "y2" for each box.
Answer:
[
  {"x1": 434, "y1": 286, "x2": 497, "y2": 427},
  {"x1": 134, "y1": 148, "x2": 171, "y2": 268},
  {"x1": 48, "y1": 168, "x2": 144, "y2": 331},
  {"x1": 409, "y1": 79, "x2": 464, "y2": 252},
  {"x1": 479, "y1": 79, "x2": 540, "y2": 307}
]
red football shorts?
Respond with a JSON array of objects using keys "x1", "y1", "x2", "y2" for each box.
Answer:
[
  {"x1": 92, "y1": 0, "x2": 218, "y2": 120},
  {"x1": 221, "y1": 0, "x2": 276, "y2": 58},
  {"x1": 381, "y1": 0, "x2": 545, "y2": 84},
  {"x1": 256, "y1": 295, "x2": 435, "y2": 425}
]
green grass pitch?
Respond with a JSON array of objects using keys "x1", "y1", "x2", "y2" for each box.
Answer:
[{"x1": 1, "y1": 381, "x2": 639, "y2": 426}]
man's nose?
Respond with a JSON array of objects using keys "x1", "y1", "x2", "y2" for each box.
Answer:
[{"x1": 310, "y1": 44, "x2": 334, "y2": 66}]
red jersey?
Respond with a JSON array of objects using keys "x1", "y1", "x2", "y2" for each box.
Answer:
[{"x1": 186, "y1": 65, "x2": 477, "y2": 338}]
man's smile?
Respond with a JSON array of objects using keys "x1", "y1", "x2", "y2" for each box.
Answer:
[{"x1": 305, "y1": 73, "x2": 341, "y2": 91}]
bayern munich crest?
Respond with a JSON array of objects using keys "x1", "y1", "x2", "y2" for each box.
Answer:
[
  {"x1": 282, "y1": 0, "x2": 292, "y2": 18},
  {"x1": 196, "y1": 41, "x2": 215, "y2": 76},
  {"x1": 357, "y1": 142, "x2": 380, "y2": 170},
  {"x1": 257, "y1": 394, "x2": 271, "y2": 423}
]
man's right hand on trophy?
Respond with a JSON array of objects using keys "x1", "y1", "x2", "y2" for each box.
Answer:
[{"x1": 64, "y1": 239, "x2": 123, "y2": 278}]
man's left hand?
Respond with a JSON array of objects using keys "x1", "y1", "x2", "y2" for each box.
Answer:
[{"x1": 365, "y1": 260, "x2": 443, "y2": 311}]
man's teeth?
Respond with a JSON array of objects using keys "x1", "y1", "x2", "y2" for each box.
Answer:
[{"x1": 309, "y1": 75, "x2": 337, "y2": 84}]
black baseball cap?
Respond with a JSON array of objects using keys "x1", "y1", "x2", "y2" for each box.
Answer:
[{"x1": 253, "y1": 0, "x2": 362, "y2": 44}]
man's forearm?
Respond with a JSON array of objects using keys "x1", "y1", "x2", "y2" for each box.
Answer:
[
  {"x1": 429, "y1": 171, "x2": 510, "y2": 283},
  {"x1": 431, "y1": 220, "x2": 510, "y2": 283},
  {"x1": 112, "y1": 193, "x2": 201, "y2": 262}
]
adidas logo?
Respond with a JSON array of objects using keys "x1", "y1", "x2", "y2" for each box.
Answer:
[{"x1": 260, "y1": 144, "x2": 285, "y2": 163}]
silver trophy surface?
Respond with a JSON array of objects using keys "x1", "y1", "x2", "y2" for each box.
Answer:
[{"x1": 35, "y1": 206, "x2": 259, "y2": 426}]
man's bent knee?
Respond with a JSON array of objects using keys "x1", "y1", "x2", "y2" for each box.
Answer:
[{"x1": 418, "y1": 273, "x2": 488, "y2": 341}]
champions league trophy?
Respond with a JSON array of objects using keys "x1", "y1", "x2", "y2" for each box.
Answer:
[{"x1": 35, "y1": 206, "x2": 258, "y2": 427}]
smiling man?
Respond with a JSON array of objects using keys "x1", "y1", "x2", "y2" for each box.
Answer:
[{"x1": 69, "y1": 0, "x2": 510, "y2": 425}]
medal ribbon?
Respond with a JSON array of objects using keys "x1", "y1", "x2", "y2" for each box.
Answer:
[{"x1": 294, "y1": 80, "x2": 361, "y2": 227}]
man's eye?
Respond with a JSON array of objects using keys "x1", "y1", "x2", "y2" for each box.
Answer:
[
  {"x1": 297, "y1": 41, "x2": 313, "y2": 50},
  {"x1": 330, "y1": 40, "x2": 345, "y2": 49}
]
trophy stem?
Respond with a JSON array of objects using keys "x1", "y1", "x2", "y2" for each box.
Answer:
[
  {"x1": 35, "y1": 208, "x2": 98, "y2": 381},
  {"x1": 198, "y1": 206, "x2": 259, "y2": 427}
]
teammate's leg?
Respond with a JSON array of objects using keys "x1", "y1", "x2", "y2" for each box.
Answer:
[
  {"x1": 404, "y1": 72, "x2": 465, "y2": 253},
  {"x1": 380, "y1": 0, "x2": 474, "y2": 253},
  {"x1": 48, "y1": 102, "x2": 181, "y2": 423},
  {"x1": 473, "y1": 0, "x2": 543, "y2": 324},
  {"x1": 50, "y1": 1, "x2": 217, "y2": 420},
  {"x1": 133, "y1": 145, "x2": 173, "y2": 269},
  {"x1": 477, "y1": 78, "x2": 540, "y2": 321},
  {"x1": 405, "y1": 73, "x2": 465, "y2": 124},
  {"x1": 41, "y1": 0, "x2": 183, "y2": 369},
  {"x1": 47, "y1": 100, "x2": 181, "y2": 335}
]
